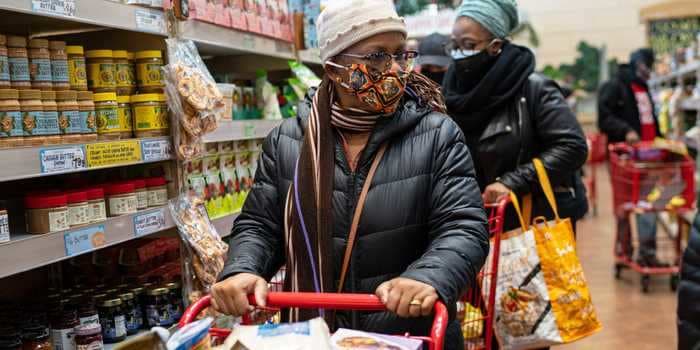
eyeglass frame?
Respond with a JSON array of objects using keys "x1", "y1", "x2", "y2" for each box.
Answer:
[
  {"x1": 444, "y1": 37, "x2": 502, "y2": 56},
  {"x1": 334, "y1": 50, "x2": 419, "y2": 71}
]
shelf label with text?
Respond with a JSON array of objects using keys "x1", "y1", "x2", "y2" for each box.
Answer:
[
  {"x1": 39, "y1": 146, "x2": 87, "y2": 174},
  {"x1": 135, "y1": 8, "x2": 165, "y2": 34},
  {"x1": 243, "y1": 123, "x2": 256, "y2": 138},
  {"x1": 133, "y1": 209, "x2": 167, "y2": 237},
  {"x1": 64, "y1": 225, "x2": 106, "y2": 257},
  {"x1": 32, "y1": 0, "x2": 76, "y2": 17},
  {"x1": 86, "y1": 140, "x2": 142, "y2": 168},
  {"x1": 141, "y1": 139, "x2": 172, "y2": 162}
]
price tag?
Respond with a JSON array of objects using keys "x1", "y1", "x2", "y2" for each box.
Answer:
[
  {"x1": 39, "y1": 146, "x2": 86, "y2": 174},
  {"x1": 86, "y1": 140, "x2": 142, "y2": 168},
  {"x1": 243, "y1": 123, "x2": 256, "y2": 138},
  {"x1": 133, "y1": 209, "x2": 167, "y2": 237},
  {"x1": 141, "y1": 139, "x2": 172, "y2": 162},
  {"x1": 32, "y1": 0, "x2": 76, "y2": 17},
  {"x1": 64, "y1": 225, "x2": 106, "y2": 257},
  {"x1": 135, "y1": 8, "x2": 166, "y2": 34}
]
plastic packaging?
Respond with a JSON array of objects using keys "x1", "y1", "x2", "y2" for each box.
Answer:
[
  {"x1": 255, "y1": 70, "x2": 282, "y2": 120},
  {"x1": 289, "y1": 61, "x2": 320, "y2": 89},
  {"x1": 165, "y1": 317, "x2": 212, "y2": 350}
]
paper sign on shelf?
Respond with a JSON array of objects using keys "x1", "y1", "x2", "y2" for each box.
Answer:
[
  {"x1": 243, "y1": 123, "x2": 256, "y2": 138},
  {"x1": 141, "y1": 139, "x2": 172, "y2": 162},
  {"x1": 39, "y1": 146, "x2": 87, "y2": 174},
  {"x1": 85, "y1": 140, "x2": 142, "y2": 168},
  {"x1": 32, "y1": 0, "x2": 76, "y2": 17},
  {"x1": 64, "y1": 225, "x2": 106, "y2": 257},
  {"x1": 135, "y1": 8, "x2": 166, "y2": 34},
  {"x1": 133, "y1": 209, "x2": 167, "y2": 237}
]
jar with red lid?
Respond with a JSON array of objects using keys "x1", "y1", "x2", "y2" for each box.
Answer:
[
  {"x1": 131, "y1": 179, "x2": 148, "y2": 210},
  {"x1": 145, "y1": 177, "x2": 167, "y2": 207},
  {"x1": 105, "y1": 183, "x2": 137, "y2": 217},
  {"x1": 66, "y1": 190, "x2": 89, "y2": 227},
  {"x1": 84, "y1": 187, "x2": 106, "y2": 223},
  {"x1": 24, "y1": 192, "x2": 69, "y2": 234},
  {"x1": 74, "y1": 323, "x2": 103, "y2": 350}
]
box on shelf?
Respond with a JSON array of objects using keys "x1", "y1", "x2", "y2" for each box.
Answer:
[
  {"x1": 214, "y1": 0, "x2": 233, "y2": 27},
  {"x1": 230, "y1": 0, "x2": 248, "y2": 30}
]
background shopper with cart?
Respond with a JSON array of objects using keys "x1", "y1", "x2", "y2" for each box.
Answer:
[{"x1": 211, "y1": 1, "x2": 490, "y2": 349}]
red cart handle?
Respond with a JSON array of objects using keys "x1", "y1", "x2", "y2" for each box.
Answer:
[{"x1": 180, "y1": 292, "x2": 448, "y2": 350}]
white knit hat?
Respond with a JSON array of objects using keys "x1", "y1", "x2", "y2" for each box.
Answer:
[{"x1": 317, "y1": 0, "x2": 407, "y2": 63}]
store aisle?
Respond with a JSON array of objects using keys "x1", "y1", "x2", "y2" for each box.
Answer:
[{"x1": 561, "y1": 165, "x2": 678, "y2": 349}]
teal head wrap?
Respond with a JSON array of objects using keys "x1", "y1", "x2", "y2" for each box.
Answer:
[{"x1": 456, "y1": 0, "x2": 519, "y2": 39}]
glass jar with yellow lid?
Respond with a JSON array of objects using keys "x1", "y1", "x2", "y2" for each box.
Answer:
[
  {"x1": 78, "y1": 91, "x2": 97, "y2": 142},
  {"x1": 134, "y1": 50, "x2": 164, "y2": 93},
  {"x1": 117, "y1": 95, "x2": 132, "y2": 139},
  {"x1": 113, "y1": 50, "x2": 135, "y2": 96},
  {"x1": 85, "y1": 50, "x2": 116, "y2": 93},
  {"x1": 94, "y1": 92, "x2": 120, "y2": 140},
  {"x1": 131, "y1": 93, "x2": 169, "y2": 137},
  {"x1": 66, "y1": 45, "x2": 87, "y2": 91}
]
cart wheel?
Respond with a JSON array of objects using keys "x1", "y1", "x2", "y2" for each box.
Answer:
[
  {"x1": 641, "y1": 275, "x2": 651, "y2": 293},
  {"x1": 671, "y1": 274, "x2": 680, "y2": 292},
  {"x1": 614, "y1": 264, "x2": 623, "y2": 280}
]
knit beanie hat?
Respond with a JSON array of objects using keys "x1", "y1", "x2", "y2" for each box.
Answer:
[
  {"x1": 317, "y1": 0, "x2": 407, "y2": 63},
  {"x1": 457, "y1": 0, "x2": 519, "y2": 39}
]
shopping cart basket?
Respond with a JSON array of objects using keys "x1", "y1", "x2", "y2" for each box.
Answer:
[
  {"x1": 609, "y1": 142, "x2": 695, "y2": 292},
  {"x1": 461, "y1": 197, "x2": 509, "y2": 350},
  {"x1": 179, "y1": 292, "x2": 448, "y2": 350},
  {"x1": 585, "y1": 132, "x2": 608, "y2": 216}
]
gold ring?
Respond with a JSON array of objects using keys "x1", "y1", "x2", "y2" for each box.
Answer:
[{"x1": 409, "y1": 299, "x2": 422, "y2": 306}]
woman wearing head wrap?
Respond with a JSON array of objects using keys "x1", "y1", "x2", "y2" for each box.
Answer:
[
  {"x1": 212, "y1": 1, "x2": 489, "y2": 348},
  {"x1": 443, "y1": 0, "x2": 589, "y2": 230}
]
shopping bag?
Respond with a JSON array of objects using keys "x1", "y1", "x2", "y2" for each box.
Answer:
[{"x1": 482, "y1": 159, "x2": 602, "y2": 350}]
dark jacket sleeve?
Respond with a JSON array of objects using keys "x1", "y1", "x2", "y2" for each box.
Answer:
[
  {"x1": 678, "y1": 215, "x2": 700, "y2": 350},
  {"x1": 598, "y1": 80, "x2": 633, "y2": 142},
  {"x1": 499, "y1": 77, "x2": 588, "y2": 195},
  {"x1": 401, "y1": 117, "x2": 490, "y2": 306},
  {"x1": 220, "y1": 127, "x2": 285, "y2": 281}
]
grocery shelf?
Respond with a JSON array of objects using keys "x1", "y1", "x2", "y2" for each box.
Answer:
[
  {"x1": 203, "y1": 119, "x2": 285, "y2": 143},
  {"x1": 682, "y1": 97, "x2": 700, "y2": 111},
  {"x1": 298, "y1": 48, "x2": 322, "y2": 65},
  {"x1": 650, "y1": 61, "x2": 700, "y2": 86},
  {"x1": 180, "y1": 20, "x2": 294, "y2": 59}
]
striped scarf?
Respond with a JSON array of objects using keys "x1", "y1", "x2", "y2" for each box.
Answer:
[{"x1": 330, "y1": 103, "x2": 383, "y2": 132}]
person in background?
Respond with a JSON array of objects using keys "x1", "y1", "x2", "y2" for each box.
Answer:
[
  {"x1": 442, "y1": 0, "x2": 589, "y2": 231},
  {"x1": 211, "y1": 1, "x2": 489, "y2": 349},
  {"x1": 416, "y1": 32, "x2": 451, "y2": 84},
  {"x1": 598, "y1": 48, "x2": 665, "y2": 267},
  {"x1": 678, "y1": 212, "x2": 700, "y2": 350}
]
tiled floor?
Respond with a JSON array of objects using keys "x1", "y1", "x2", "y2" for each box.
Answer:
[{"x1": 560, "y1": 165, "x2": 678, "y2": 349}]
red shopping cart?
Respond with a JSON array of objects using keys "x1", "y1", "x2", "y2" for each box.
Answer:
[
  {"x1": 179, "y1": 292, "x2": 448, "y2": 350},
  {"x1": 585, "y1": 133, "x2": 608, "y2": 216},
  {"x1": 609, "y1": 142, "x2": 695, "y2": 292}
]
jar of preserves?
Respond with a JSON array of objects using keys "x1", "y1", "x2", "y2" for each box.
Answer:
[
  {"x1": 134, "y1": 51, "x2": 164, "y2": 93},
  {"x1": 0, "y1": 35, "x2": 10, "y2": 89},
  {"x1": 94, "y1": 92, "x2": 119, "y2": 140},
  {"x1": 50, "y1": 41, "x2": 69, "y2": 91},
  {"x1": 131, "y1": 94, "x2": 169, "y2": 137},
  {"x1": 105, "y1": 182, "x2": 137, "y2": 217},
  {"x1": 7, "y1": 36, "x2": 30, "y2": 90},
  {"x1": 21, "y1": 325, "x2": 51, "y2": 350},
  {"x1": 84, "y1": 187, "x2": 106, "y2": 223},
  {"x1": 128, "y1": 286, "x2": 146, "y2": 329},
  {"x1": 77, "y1": 298, "x2": 99, "y2": 326},
  {"x1": 97, "y1": 298, "x2": 126, "y2": 344},
  {"x1": 118, "y1": 292, "x2": 140, "y2": 335},
  {"x1": 24, "y1": 192, "x2": 69, "y2": 234},
  {"x1": 145, "y1": 287, "x2": 171, "y2": 327},
  {"x1": 116, "y1": 95, "x2": 132, "y2": 139},
  {"x1": 77, "y1": 91, "x2": 96, "y2": 142},
  {"x1": 165, "y1": 282, "x2": 183, "y2": 324},
  {"x1": 50, "y1": 308, "x2": 78, "y2": 350},
  {"x1": 113, "y1": 51, "x2": 134, "y2": 96},
  {"x1": 132, "y1": 179, "x2": 148, "y2": 210},
  {"x1": 66, "y1": 190, "x2": 89, "y2": 227},
  {"x1": 74, "y1": 324, "x2": 103, "y2": 350},
  {"x1": 19, "y1": 89, "x2": 43, "y2": 145},
  {"x1": 85, "y1": 50, "x2": 115, "y2": 93},
  {"x1": 145, "y1": 177, "x2": 168, "y2": 207},
  {"x1": 28, "y1": 39, "x2": 52, "y2": 91},
  {"x1": 56, "y1": 90, "x2": 82, "y2": 143},
  {"x1": 0, "y1": 89, "x2": 23, "y2": 148},
  {"x1": 66, "y1": 46, "x2": 87, "y2": 91}
]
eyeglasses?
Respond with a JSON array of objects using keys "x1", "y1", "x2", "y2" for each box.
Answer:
[
  {"x1": 444, "y1": 38, "x2": 499, "y2": 56},
  {"x1": 337, "y1": 51, "x2": 419, "y2": 71}
]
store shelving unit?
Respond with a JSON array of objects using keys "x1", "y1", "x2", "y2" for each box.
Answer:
[
  {"x1": 203, "y1": 119, "x2": 284, "y2": 143},
  {"x1": 650, "y1": 61, "x2": 700, "y2": 88}
]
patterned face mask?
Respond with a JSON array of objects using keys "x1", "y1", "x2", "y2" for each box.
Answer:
[{"x1": 327, "y1": 61, "x2": 408, "y2": 115}]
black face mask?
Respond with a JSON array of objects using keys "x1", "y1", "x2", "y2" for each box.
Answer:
[
  {"x1": 454, "y1": 50, "x2": 499, "y2": 91},
  {"x1": 423, "y1": 71, "x2": 446, "y2": 85}
]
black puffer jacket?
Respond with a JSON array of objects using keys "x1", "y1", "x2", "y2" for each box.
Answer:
[
  {"x1": 678, "y1": 214, "x2": 700, "y2": 350},
  {"x1": 222, "y1": 95, "x2": 490, "y2": 349}
]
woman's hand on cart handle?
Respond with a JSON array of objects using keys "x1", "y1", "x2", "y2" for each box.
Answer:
[
  {"x1": 376, "y1": 277, "x2": 439, "y2": 318},
  {"x1": 211, "y1": 273, "x2": 269, "y2": 316},
  {"x1": 483, "y1": 182, "x2": 511, "y2": 205}
]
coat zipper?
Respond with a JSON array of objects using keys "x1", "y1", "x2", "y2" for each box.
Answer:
[{"x1": 516, "y1": 96, "x2": 526, "y2": 166}]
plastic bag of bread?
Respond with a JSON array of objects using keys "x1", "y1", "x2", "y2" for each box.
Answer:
[
  {"x1": 164, "y1": 39, "x2": 224, "y2": 160},
  {"x1": 214, "y1": 318, "x2": 333, "y2": 350}
]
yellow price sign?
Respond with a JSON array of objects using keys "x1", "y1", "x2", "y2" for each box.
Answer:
[{"x1": 86, "y1": 140, "x2": 142, "y2": 168}]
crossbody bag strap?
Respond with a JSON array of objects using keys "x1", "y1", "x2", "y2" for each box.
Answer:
[{"x1": 337, "y1": 142, "x2": 389, "y2": 292}]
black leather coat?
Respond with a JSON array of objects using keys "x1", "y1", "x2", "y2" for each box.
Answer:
[{"x1": 221, "y1": 95, "x2": 490, "y2": 349}]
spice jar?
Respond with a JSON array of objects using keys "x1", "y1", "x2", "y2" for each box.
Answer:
[
  {"x1": 21, "y1": 326, "x2": 51, "y2": 350},
  {"x1": 131, "y1": 93, "x2": 169, "y2": 137},
  {"x1": 165, "y1": 282, "x2": 183, "y2": 324},
  {"x1": 77, "y1": 91, "x2": 96, "y2": 141},
  {"x1": 97, "y1": 298, "x2": 126, "y2": 344},
  {"x1": 135, "y1": 51, "x2": 164, "y2": 93},
  {"x1": 50, "y1": 308, "x2": 79, "y2": 350},
  {"x1": 28, "y1": 39, "x2": 52, "y2": 91},
  {"x1": 66, "y1": 46, "x2": 87, "y2": 91},
  {"x1": 50, "y1": 41, "x2": 69, "y2": 91},
  {"x1": 0, "y1": 35, "x2": 10, "y2": 89},
  {"x1": 74, "y1": 323, "x2": 103, "y2": 350},
  {"x1": 118, "y1": 292, "x2": 140, "y2": 335},
  {"x1": 77, "y1": 298, "x2": 99, "y2": 326},
  {"x1": 113, "y1": 50, "x2": 134, "y2": 96},
  {"x1": 146, "y1": 177, "x2": 168, "y2": 207},
  {"x1": 7, "y1": 36, "x2": 30, "y2": 90},
  {"x1": 116, "y1": 95, "x2": 132, "y2": 139},
  {"x1": 24, "y1": 192, "x2": 69, "y2": 234},
  {"x1": 85, "y1": 187, "x2": 107, "y2": 223},
  {"x1": 105, "y1": 182, "x2": 137, "y2": 217},
  {"x1": 57, "y1": 90, "x2": 82, "y2": 143},
  {"x1": 132, "y1": 179, "x2": 148, "y2": 210},
  {"x1": 145, "y1": 287, "x2": 172, "y2": 327},
  {"x1": 66, "y1": 190, "x2": 89, "y2": 227},
  {"x1": 38, "y1": 90, "x2": 60, "y2": 145},
  {"x1": 94, "y1": 92, "x2": 119, "y2": 140},
  {"x1": 85, "y1": 50, "x2": 115, "y2": 93},
  {"x1": 0, "y1": 89, "x2": 23, "y2": 148},
  {"x1": 19, "y1": 89, "x2": 43, "y2": 145}
]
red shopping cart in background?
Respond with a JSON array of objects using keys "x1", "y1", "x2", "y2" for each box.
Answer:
[
  {"x1": 609, "y1": 141, "x2": 695, "y2": 292},
  {"x1": 585, "y1": 132, "x2": 608, "y2": 216}
]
